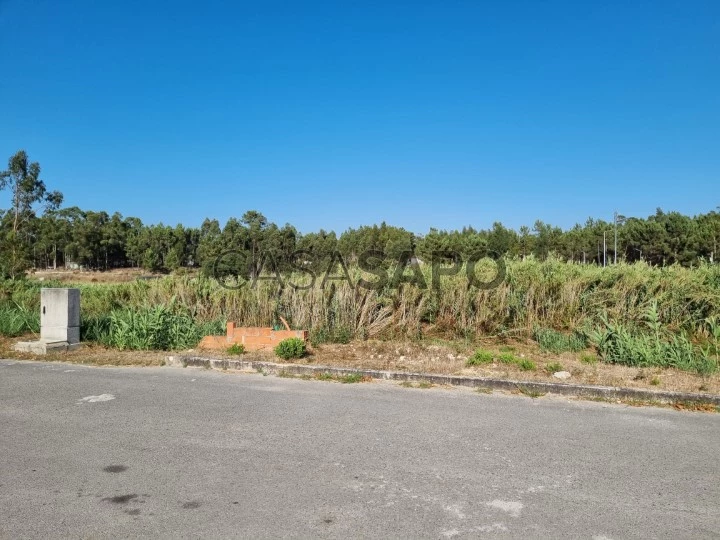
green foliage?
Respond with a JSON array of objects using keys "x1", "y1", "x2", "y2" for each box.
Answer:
[
  {"x1": 545, "y1": 362, "x2": 563, "y2": 373},
  {"x1": 81, "y1": 305, "x2": 224, "y2": 351},
  {"x1": 339, "y1": 372, "x2": 365, "y2": 383},
  {"x1": 533, "y1": 327, "x2": 586, "y2": 353},
  {"x1": 517, "y1": 359, "x2": 537, "y2": 371},
  {"x1": 227, "y1": 343, "x2": 245, "y2": 355},
  {"x1": 310, "y1": 325, "x2": 353, "y2": 346},
  {"x1": 0, "y1": 304, "x2": 39, "y2": 336},
  {"x1": 274, "y1": 337, "x2": 307, "y2": 360},
  {"x1": 580, "y1": 353, "x2": 598, "y2": 364},
  {"x1": 498, "y1": 352, "x2": 517, "y2": 364},
  {"x1": 466, "y1": 349, "x2": 494, "y2": 365},
  {"x1": 588, "y1": 310, "x2": 718, "y2": 375},
  {"x1": 0, "y1": 150, "x2": 63, "y2": 278}
]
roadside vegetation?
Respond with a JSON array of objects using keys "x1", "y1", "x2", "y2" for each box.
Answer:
[
  {"x1": 0, "y1": 258, "x2": 718, "y2": 376},
  {"x1": 1, "y1": 150, "x2": 719, "y2": 378}
]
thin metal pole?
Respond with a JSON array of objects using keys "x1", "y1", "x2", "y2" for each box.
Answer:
[{"x1": 614, "y1": 211, "x2": 618, "y2": 265}]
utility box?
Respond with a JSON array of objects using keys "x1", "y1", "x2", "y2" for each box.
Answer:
[
  {"x1": 14, "y1": 287, "x2": 82, "y2": 354},
  {"x1": 40, "y1": 288, "x2": 81, "y2": 344}
]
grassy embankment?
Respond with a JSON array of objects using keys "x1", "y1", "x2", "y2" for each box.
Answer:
[{"x1": 1, "y1": 257, "x2": 719, "y2": 376}]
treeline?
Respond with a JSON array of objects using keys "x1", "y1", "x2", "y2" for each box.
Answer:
[{"x1": 2, "y1": 150, "x2": 719, "y2": 278}]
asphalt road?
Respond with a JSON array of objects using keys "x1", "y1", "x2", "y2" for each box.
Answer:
[{"x1": 1, "y1": 359, "x2": 718, "y2": 539}]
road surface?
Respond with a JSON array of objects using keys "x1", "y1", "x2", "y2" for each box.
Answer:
[{"x1": 1, "y1": 359, "x2": 718, "y2": 539}]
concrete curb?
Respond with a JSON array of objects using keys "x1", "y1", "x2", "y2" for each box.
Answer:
[{"x1": 166, "y1": 355, "x2": 720, "y2": 406}]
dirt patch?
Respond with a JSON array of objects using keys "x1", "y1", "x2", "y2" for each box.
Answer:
[
  {"x1": 0, "y1": 335, "x2": 166, "y2": 367},
  {"x1": 300, "y1": 338, "x2": 720, "y2": 395}
]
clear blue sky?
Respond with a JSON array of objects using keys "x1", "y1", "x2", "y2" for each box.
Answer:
[{"x1": 1, "y1": 0, "x2": 718, "y2": 234}]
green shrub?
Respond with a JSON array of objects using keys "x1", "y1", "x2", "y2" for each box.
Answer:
[
  {"x1": 517, "y1": 359, "x2": 537, "y2": 371},
  {"x1": 580, "y1": 353, "x2": 598, "y2": 364},
  {"x1": 275, "y1": 337, "x2": 307, "y2": 360},
  {"x1": 227, "y1": 343, "x2": 245, "y2": 355},
  {"x1": 466, "y1": 349, "x2": 493, "y2": 365},
  {"x1": 498, "y1": 352, "x2": 517, "y2": 364}
]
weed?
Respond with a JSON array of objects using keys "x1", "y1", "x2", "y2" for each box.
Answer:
[
  {"x1": 310, "y1": 326, "x2": 353, "y2": 346},
  {"x1": 498, "y1": 352, "x2": 517, "y2": 364},
  {"x1": 545, "y1": 362, "x2": 563, "y2": 374},
  {"x1": 499, "y1": 345, "x2": 516, "y2": 353},
  {"x1": 314, "y1": 372, "x2": 335, "y2": 381},
  {"x1": 0, "y1": 305, "x2": 39, "y2": 336},
  {"x1": 672, "y1": 400, "x2": 719, "y2": 413},
  {"x1": 650, "y1": 376, "x2": 660, "y2": 386},
  {"x1": 277, "y1": 370, "x2": 295, "y2": 378},
  {"x1": 339, "y1": 372, "x2": 364, "y2": 384},
  {"x1": 517, "y1": 385, "x2": 546, "y2": 398},
  {"x1": 475, "y1": 387, "x2": 493, "y2": 394},
  {"x1": 227, "y1": 343, "x2": 245, "y2": 355},
  {"x1": 399, "y1": 380, "x2": 433, "y2": 389},
  {"x1": 588, "y1": 313, "x2": 718, "y2": 375},
  {"x1": 466, "y1": 349, "x2": 493, "y2": 366},
  {"x1": 517, "y1": 359, "x2": 536, "y2": 371},
  {"x1": 580, "y1": 353, "x2": 598, "y2": 364},
  {"x1": 533, "y1": 327, "x2": 586, "y2": 353}
]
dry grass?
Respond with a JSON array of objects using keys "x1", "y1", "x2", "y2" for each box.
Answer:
[
  {"x1": 23, "y1": 259, "x2": 720, "y2": 345},
  {"x1": 30, "y1": 268, "x2": 169, "y2": 284},
  {"x1": 0, "y1": 335, "x2": 166, "y2": 367}
]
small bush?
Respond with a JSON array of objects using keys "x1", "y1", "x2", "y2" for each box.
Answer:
[
  {"x1": 227, "y1": 343, "x2": 245, "y2": 355},
  {"x1": 466, "y1": 349, "x2": 493, "y2": 366},
  {"x1": 517, "y1": 359, "x2": 537, "y2": 371},
  {"x1": 498, "y1": 352, "x2": 516, "y2": 364},
  {"x1": 275, "y1": 337, "x2": 307, "y2": 360}
]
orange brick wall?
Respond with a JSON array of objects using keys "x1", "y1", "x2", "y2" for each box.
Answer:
[{"x1": 198, "y1": 322, "x2": 308, "y2": 352}]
